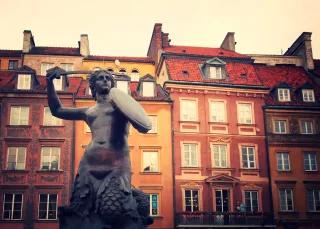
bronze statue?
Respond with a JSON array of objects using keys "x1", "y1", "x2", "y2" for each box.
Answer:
[{"x1": 46, "y1": 67, "x2": 153, "y2": 229}]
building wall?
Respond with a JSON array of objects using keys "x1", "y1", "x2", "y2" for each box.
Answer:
[{"x1": 0, "y1": 57, "x2": 22, "y2": 70}]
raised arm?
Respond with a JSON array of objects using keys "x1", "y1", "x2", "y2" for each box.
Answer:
[{"x1": 46, "y1": 68, "x2": 87, "y2": 120}]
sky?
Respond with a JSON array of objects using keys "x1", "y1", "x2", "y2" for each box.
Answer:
[{"x1": 0, "y1": 0, "x2": 319, "y2": 58}]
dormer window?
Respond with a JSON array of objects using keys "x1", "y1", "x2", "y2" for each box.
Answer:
[
  {"x1": 142, "y1": 82, "x2": 154, "y2": 97},
  {"x1": 302, "y1": 89, "x2": 315, "y2": 102},
  {"x1": 130, "y1": 69, "x2": 140, "y2": 82},
  {"x1": 209, "y1": 66, "x2": 223, "y2": 79},
  {"x1": 17, "y1": 74, "x2": 31, "y2": 90},
  {"x1": 278, "y1": 88, "x2": 290, "y2": 102},
  {"x1": 53, "y1": 77, "x2": 63, "y2": 91},
  {"x1": 116, "y1": 81, "x2": 129, "y2": 94}
]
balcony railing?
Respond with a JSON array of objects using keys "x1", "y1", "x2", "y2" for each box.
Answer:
[{"x1": 176, "y1": 212, "x2": 275, "y2": 227}]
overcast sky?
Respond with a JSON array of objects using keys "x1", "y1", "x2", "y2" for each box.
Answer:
[{"x1": 1, "y1": 0, "x2": 319, "y2": 58}]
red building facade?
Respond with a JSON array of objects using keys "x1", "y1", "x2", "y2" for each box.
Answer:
[{"x1": 0, "y1": 66, "x2": 81, "y2": 229}]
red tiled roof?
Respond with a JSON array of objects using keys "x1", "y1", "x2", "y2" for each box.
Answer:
[
  {"x1": 255, "y1": 65, "x2": 319, "y2": 106},
  {"x1": 164, "y1": 45, "x2": 249, "y2": 58},
  {"x1": 0, "y1": 49, "x2": 22, "y2": 57},
  {"x1": 29, "y1": 47, "x2": 81, "y2": 56},
  {"x1": 84, "y1": 55, "x2": 154, "y2": 63},
  {"x1": 165, "y1": 57, "x2": 263, "y2": 86}
]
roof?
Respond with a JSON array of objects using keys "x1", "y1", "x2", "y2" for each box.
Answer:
[
  {"x1": 84, "y1": 55, "x2": 154, "y2": 63},
  {"x1": 164, "y1": 45, "x2": 249, "y2": 59},
  {"x1": 0, "y1": 49, "x2": 22, "y2": 58},
  {"x1": 165, "y1": 56, "x2": 263, "y2": 86},
  {"x1": 314, "y1": 59, "x2": 320, "y2": 77},
  {"x1": 255, "y1": 64, "x2": 320, "y2": 106},
  {"x1": 28, "y1": 46, "x2": 81, "y2": 56}
]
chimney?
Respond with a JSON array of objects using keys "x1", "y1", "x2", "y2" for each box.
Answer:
[
  {"x1": 22, "y1": 30, "x2": 35, "y2": 53},
  {"x1": 284, "y1": 32, "x2": 314, "y2": 70},
  {"x1": 147, "y1": 23, "x2": 164, "y2": 64},
  {"x1": 220, "y1": 32, "x2": 236, "y2": 52},
  {"x1": 162, "y1": 32, "x2": 170, "y2": 48},
  {"x1": 80, "y1": 34, "x2": 90, "y2": 57}
]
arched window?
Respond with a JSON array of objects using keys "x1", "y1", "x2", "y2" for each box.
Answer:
[
  {"x1": 131, "y1": 69, "x2": 140, "y2": 81},
  {"x1": 119, "y1": 68, "x2": 126, "y2": 74},
  {"x1": 107, "y1": 68, "x2": 114, "y2": 72}
]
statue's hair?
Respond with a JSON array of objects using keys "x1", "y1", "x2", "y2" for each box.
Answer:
[{"x1": 88, "y1": 70, "x2": 115, "y2": 100}]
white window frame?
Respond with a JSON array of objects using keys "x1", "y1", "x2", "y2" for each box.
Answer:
[
  {"x1": 237, "y1": 103, "x2": 253, "y2": 124},
  {"x1": 142, "y1": 151, "x2": 159, "y2": 173},
  {"x1": 38, "y1": 194, "x2": 58, "y2": 220},
  {"x1": 211, "y1": 144, "x2": 228, "y2": 168},
  {"x1": 278, "y1": 88, "x2": 291, "y2": 102},
  {"x1": 53, "y1": 76, "x2": 63, "y2": 91},
  {"x1": 60, "y1": 63, "x2": 74, "y2": 72},
  {"x1": 184, "y1": 189, "x2": 200, "y2": 212},
  {"x1": 244, "y1": 191, "x2": 259, "y2": 212},
  {"x1": 209, "y1": 100, "x2": 226, "y2": 123},
  {"x1": 116, "y1": 81, "x2": 129, "y2": 94},
  {"x1": 130, "y1": 69, "x2": 140, "y2": 82},
  {"x1": 300, "y1": 120, "x2": 314, "y2": 134},
  {"x1": 41, "y1": 63, "x2": 54, "y2": 76},
  {"x1": 302, "y1": 89, "x2": 315, "y2": 102},
  {"x1": 180, "y1": 99, "x2": 198, "y2": 122},
  {"x1": 7, "y1": 147, "x2": 26, "y2": 170},
  {"x1": 3, "y1": 193, "x2": 23, "y2": 220},
  {"x1": 147, "y1": 115, "x2": 158, "y2": 134},
  {"x1": 276, "y1": 152, "x2": 291, "y2": 171},
  {"x1": 241, "y1": 146, "x2": 256, "y2": 169},
  {"x1": 43, "y1": 107, "x2": 62, "y2": 126},
  {"x1": 279, "y1": 189, "x2": 294, "y2": 212},
  {"x1": 40, "y1": 147, "x2": 60, "y2": 171},
  {"x1": 307, "y1": 189, "x2": 320, "y2": 212},
  {"x1": 273, "y1": 120, "x2": 287, "y2": 134},
  {"x1": 209, "y1": 66, "x2": 223, "y2": 79},
  {"x1": 182, "y1": 143, "x2": 199, "y2": 167},
  {"x1": 9, "y1": 106, "x2": 29, "y2": 125},
  {"x1": 304, "y1": 152, "x2": 318, "y2": 171},
  {"x1": 17, "y1": 74, "x2": 31, "y2": 90},
  {"x1": 147, "y1": 194, "x2": 159, "y2": 216},
  {"x1": 142, "y1": 81, "x2": 155, "y2": 97}
]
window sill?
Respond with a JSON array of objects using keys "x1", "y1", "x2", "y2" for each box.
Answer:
[
  {"x1": 150, "y1": 215, "x2": 163, "y2": 219},
  {"x1": 139, "y1": 172, "x2": 161, "y2": 175},
  {"x1": 278, "y1": 211, "x2": 299, "y2": 216},
  {"x1": 35, "y1": 219, "x2": 58, "y2": 222},
  {"x1": 6, "y1": 125, "x2": 31, "y2": 128},
  {"x1": 36, "y1": 170, "x2": 64, "y2": 173},
  {"x1": 272, "y1": 132, "x2": 288, "y2": 135},
  {"x1": 181, "y1": 166, "x2": 201, "y2": 170},
  {"x1": 2, "y1": 169, "x2": 29, "y2": 173},
  {"x1": 208, "y1": 121, "x2": 229, "y2": 125},
  {"x1": 240, "y1": 168, "x2": 259, "y2": 171},
  {"x1": 304, "y1": 170, "x2": 319, "y2": 174},
  {"x1": 237, "y1": 123, "x2": 256, "y2": 126},
  {"x1": 179, "y1": 120, "x2": 200, "y2": 124},
  {"x1": 207, "y1": 167, "x2": 235, "y2": 171},
  {"x1": 0, "y1": 219, "x2": 24, "y2": 222},
  {"x1": 40, "y1": 125, "x2": 65, "y2": 128},
  {"x1": 277, "y1": 170, "x2": 292, "y2": 173},
  {"x1": 306, "y1": 211, "x2": 320, "y2": 216}
]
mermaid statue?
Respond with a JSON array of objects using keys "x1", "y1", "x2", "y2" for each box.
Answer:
[{"x1": 46, "y1": 68, "x2": 153, "y2": 229}]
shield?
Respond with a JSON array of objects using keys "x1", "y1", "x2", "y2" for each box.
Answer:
[{"x1": 110, "y1": 88, "x2": 152, "y2": 133}]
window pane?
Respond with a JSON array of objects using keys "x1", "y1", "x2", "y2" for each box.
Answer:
[
  {"x1": 142, "y1": 82, "x2": 154, "y2": 97},
  {"x1": 143, "y1": 152, "x2": 158, "y2": 172},
  {"x1": 181, "y1": 100, "x2": 197, "y2": 121},
  {"x1": 210, "y1": 101, "x2": 225, "y2": 122},
  {"x1": 116, "y1": 81, "x2": 129, "y2": 94}
]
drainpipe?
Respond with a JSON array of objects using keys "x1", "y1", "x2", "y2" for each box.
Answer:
[
  {"x1": 170, "y1": 99, "x2": 177, "y2": 229},
  {"x1": 263, "y1": 107, "x2": 275, "y2": 225}
]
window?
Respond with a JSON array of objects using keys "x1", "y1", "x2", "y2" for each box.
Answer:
[
  {"x1": 43, "y1": 107, "x2": 62, "y2": 126},
  {"x1": 40, "y1": 147, "x2": 60, "y2": 170},
  {"x1": 274, "y1": 120, "x2": 287, "y2": 134},
  {"x1": 307, "y1": 189, "x2": 320, "y2": 212},
  {"x1": 142, "y1": 82, "x2": 154, "y2": 97},
  {"x1": 238, "y1": 103, "x2": 253, "y2": 124},
  {"x1": 38, "y1": 194, "x2": 57, "y2": 220},
  {"x1": 53, "y1": 77, "x2": 63, "y2": 91},
  {"x1": 209, "y1": 101, "x2": 226, "y2": 122},
  {"x1": 3, "y1": 193, "x2": 23, "y2": 220},
  {"x1": 277, "y1": 152, "x2": 290, "y2": 171},
  {"x1": 302, "y1": 89, "x2": 315, "y2": 102},
  {"x1": 241, "y1": 146, "x2": 256, "y2": 169},
  {"x1": 184, "y1": 189, "x2": 199, "y2": 212},
  {"x1": 148, "y1": 116, "x2": 157, "y2": 134},
  {"x1": 300, "y1": 120, "x2": 314, "y2": 134},
  {"x1": 279, "y1": 189, "x2": 294, "y2": 211},
  {"x1": 7, "y1": 147, "x2": 26, "y2": 170},
  {"x1": 8, "y1": 60, "x2": 18, "y2": 70},
  {"x1": 142, "y1": 151, "x2": 159, "y2": 172},
  {"x1": 278, "y1": 88, "x2": 291, "y2": 102},
  {"x1": 60, "y1": 63, "x2": 73, "y2": 72},
  {"x1": 209, "y1": 66, "x2": 223, "y2": 79},
  {"x1": 93, "y1": 67, "x2": 101, "y2": 71},
  {"x1": 106, "y1": 68, "x2": 114, "y2": 72},
  {"x1": 180, "y1": 100, "x2": 197, "y2": 121},
  {"x1": 10, "y1": 106, "x2": 29, "y2": 125},
  {"x1": 119, "y1": 68, "x2": 126, "y2": 74},
  {"x1": 116, "y1": 81, "x2": 129, "y2": 94},
  {"x1": 41, "y1": 63, "x2": 54, "y2": 75},
  {"x1": 147, "y1": 194, "x2": 159, "y2": 216},
  {"x1": 244, "y1": 191, "x2": 259, "y2": 212},
  {"x1": 17, "y1": 74, "x2": 31, "y2": 90},
  {"x1": 130, "y1": 69, "x2": 140, "y2": 82},
  {"x1": 212, "y1": 144, "x2": 227, "y2": 168},
  {"x1": 182, "y1": 143, "x2": 199, "y2": 167},
  {"x1": 304, "y1": 153, "x2": 318, "y2": 171}
]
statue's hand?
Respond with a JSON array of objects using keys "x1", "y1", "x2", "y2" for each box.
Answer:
[{"x1": 46, "y1": 67, "x2": 66, "y2": 81}]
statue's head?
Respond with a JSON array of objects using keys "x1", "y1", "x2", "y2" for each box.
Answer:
[{"x1": 89, "y1": 70, "x2": 115, "y2": 100}]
